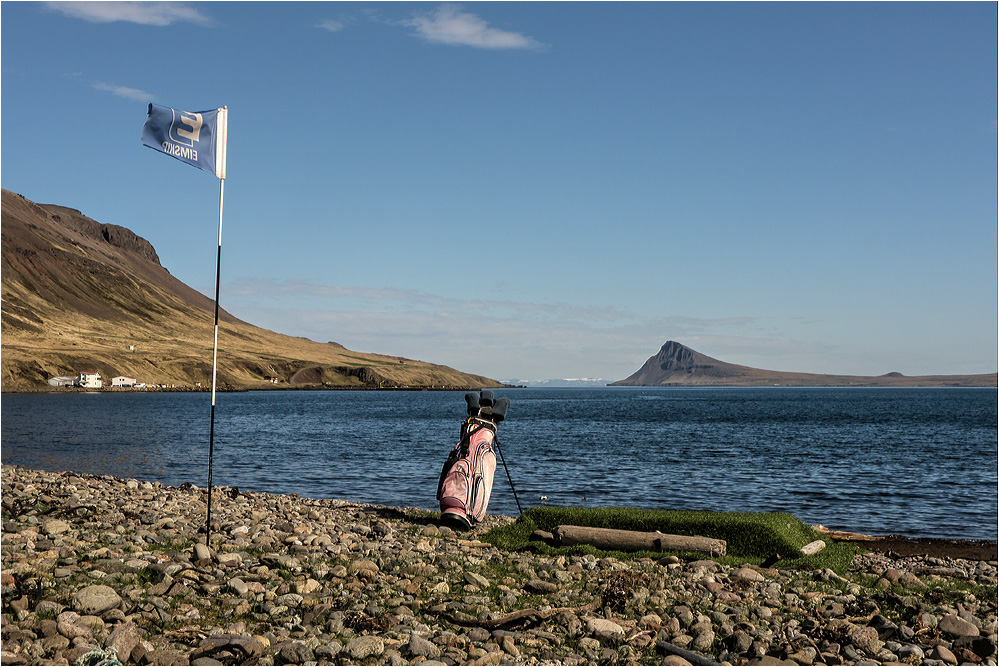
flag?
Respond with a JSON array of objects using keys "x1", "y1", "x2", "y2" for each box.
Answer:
[{"x1": 142, "y1": 103, "x2": 227, "y2": 179}]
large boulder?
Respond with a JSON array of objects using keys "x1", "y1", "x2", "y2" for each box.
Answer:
[{"x1": 72, "y1": 585, "x2": 121, "y2": 615}]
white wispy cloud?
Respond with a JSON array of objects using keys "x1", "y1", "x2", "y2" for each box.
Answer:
[
  {"x1": 221, "y1": 277, "x2": 764, "y2": 378},
  {"x1": 45, "y1": 2, "x2": 213, "y2": 27},
  {"x1": 316, "y1": 18, "x2": 345, "y2": 33},
  {"x1": 404, "y1": 5, "x2": 542, "y2": 50},
  {"x1": 225, "y1": 278, "x2": 627, "y2": 323},
  {"x1": 93, "y1": 82, "x2": 154, "y2": 102}
]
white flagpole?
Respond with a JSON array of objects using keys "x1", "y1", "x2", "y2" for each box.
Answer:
[
  {"x1": 206, "y1": 106, "x2": 227, "y2": 543},
  {"x1": 206, "y1": 175, "x2": 223, "y2": 543}
]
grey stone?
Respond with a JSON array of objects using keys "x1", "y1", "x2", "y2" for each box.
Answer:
[
  {"x1": 228, "y1": 577, "x2": 249, "y2": 597},
  {"x1": 725, "y1": 630, "x2": 754, "y2": 654},
  {"x1": 820, "y1": 601, "x2": 845, "y2": 618},
  {"x1": 315, "y1": 641, "x2": 342, "y2": 659},
  {"x1": 276, "y1": 593, "x2": 304, "y2": 608},
  {"x1": 72, "y1": 585, "x2": 122, "y2": 615},
  {"x1": 787, "y1": 647, "x2": 817, "y2": 665},
  {"x1": 405, "y1": 634, "x2": 441, "y2": 659},
  {"x1": 849, "y1": 626, "x2": 883, "y2": 655},
  {"x1": 57, "y1": 612, "x2": 94, "y2": 640},
  {"x1": 939, "y1": 614, "x2": 980, "y2": 637},
  {"x1": 42, "y1": 634, "x2": 71, "y2": 653},
  {"x1": 500, "y1": 635, "x2": 520, "y2": 657},
  {"x1": 660, "y1": 656, "x2": 695, "y2": 666},
  {"x1": 525, "y1": 579, "x2": 558, "y2": 594},
  {"x1": 953, "y1": 634, "x2": 996, "y2": 659},
  {"x1": 104, "y1": 621, "x2": 142, "y2": 659},
  {"x1": 216, "y1": 552, "x2": 242, "y2": 567},
  {"x1": 125, "y1": 559, "x2": 148, "y2": 572},
  {"x1": 586, "y1": 618, "x2": 625, "y2": 641},
  {"x1": 348, "y1": 559, "x2": 380, "y2": 575},
  {"x1": 277, "y1": 641, "x2": 314, "y2": 664},
  {"x1": 931, "y1": 644, "x2": 959, "y2": 664},
  {"x1": 0, "y1": 649, "x2": 29, "y2": 666},
  {"x1": 557, "y1": 611, "x2": 583, "y2": 636},
  {"x1": 898, "y1": 571, "x2": 926, "y2": 589},
  {"x1": 190, "y1": 634, "x2": 267, "y2": 661},
  {"x1": 463, "y1": 571, "x2": 490, "y2": 588},
  {"x1": 193, "y1": 543, "x2": 211, "y2": 562},
  {"x1": 43, "y1": 519, "x2": 71, "y2": 536},
  {"x1": 36, "y1": 600, "x2": 65, "y2": 616},
  {"x1": 692, "y1": 629, "x2": 715, "y2": 652},
  {"x1": 467, "y1": 627, "x2": 491, "y2": 642},
  {"x1": 347, "y1": 635, "x2": 384, "y2": 660},
  {"x1": 144, "y1": 649, "x2": 189, "y2": 664},
  {"x1": 732, "y1": 567, "x2": 764, "y2": 582}
]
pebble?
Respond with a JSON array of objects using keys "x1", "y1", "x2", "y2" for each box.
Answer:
[{"x1": 2, "y1": 464, "x2": 996, "y2": 666}]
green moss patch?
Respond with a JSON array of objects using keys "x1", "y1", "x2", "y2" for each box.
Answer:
[{"x1": 482, "y1": 506, "x2": 857, "y2": 573}]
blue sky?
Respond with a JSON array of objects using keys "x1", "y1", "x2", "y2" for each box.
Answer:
[{"x1": 2, "y1": 2, "x2": 996, "y2": 381}]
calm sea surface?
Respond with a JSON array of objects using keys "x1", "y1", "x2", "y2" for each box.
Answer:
[{"x1": 2, "y1": 388, "x2": 996, "y2": 541}]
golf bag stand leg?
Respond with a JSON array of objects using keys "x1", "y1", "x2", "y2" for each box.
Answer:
[{"x1": 494, "y1": 438, "x2": 523, "y2": 516}]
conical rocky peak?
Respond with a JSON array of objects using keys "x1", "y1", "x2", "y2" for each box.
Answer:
[{"x1": 655, "y1": 341, "x2": 697, "y2": 371}]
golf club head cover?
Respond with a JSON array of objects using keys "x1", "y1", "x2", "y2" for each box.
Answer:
[
  {"x1": 477, "y1": 390, "x2": 495, "y2": 420},
  {"x1": 492, "y1": 397, "x2": 510, "y2": 423},
  {"x1": 464, "y1": 392, "x2": 480, "y2": 417},
  {"x1": 478, "y1": 390, "x2": 495, "y2": 408}
]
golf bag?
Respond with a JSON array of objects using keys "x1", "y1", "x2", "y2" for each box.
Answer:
[{"x1": 437, "y1": 391, "x2": 510, "y2": 529}]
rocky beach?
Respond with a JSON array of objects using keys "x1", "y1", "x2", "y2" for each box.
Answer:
[{"x1": 2, "y1": 464, "x2": 996, "y2": 666}]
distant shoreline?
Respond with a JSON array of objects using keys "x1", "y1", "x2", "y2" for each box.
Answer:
[
  {"x1": 1, "y1": 384, "x2": 513, "y2": 395},
  {"x1": 4, "y1": 382, "x2": 995, "y2": 395}
]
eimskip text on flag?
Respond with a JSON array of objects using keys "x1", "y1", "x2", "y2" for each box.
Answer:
[{"x1": 141, "y1": 103, "x2": 227, "y2": 179}]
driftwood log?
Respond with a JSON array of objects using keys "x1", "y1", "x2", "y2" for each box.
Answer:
[
  {"x1": 440, "y1": 601, "x2": 601, "y2": 630},
  {"x1": 553, "y1": 525, "x2": 727, "y2": 556}
]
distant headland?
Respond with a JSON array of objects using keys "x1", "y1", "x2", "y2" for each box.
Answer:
[{"x1": 611, "y1": 341, "x2": 997, "y2": 388}]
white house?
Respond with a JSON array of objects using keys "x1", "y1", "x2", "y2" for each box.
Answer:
[
  {"x1": 112, "y1": 376, "x2": 136, "y2": 387},
  {"x1": 78, "y1": 371, "x2": 102, "y2": 389}
]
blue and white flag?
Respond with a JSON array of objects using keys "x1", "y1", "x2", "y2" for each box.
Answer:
[{"x1": 141, "y1": 103, "x2": 227, "y2": 179}]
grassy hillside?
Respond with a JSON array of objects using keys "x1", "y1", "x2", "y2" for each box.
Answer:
[{"x1": 1, "y1": 189, "x2": 500, "y2": 392}]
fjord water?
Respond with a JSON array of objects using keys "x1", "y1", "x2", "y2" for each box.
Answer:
[{"x1": 2, "y1": 388, "x2": 995, "y2": 541}]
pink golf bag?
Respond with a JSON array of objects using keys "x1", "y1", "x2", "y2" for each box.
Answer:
[{"x1": 437, "y1": 391, "x2": 513, "y2": 529}]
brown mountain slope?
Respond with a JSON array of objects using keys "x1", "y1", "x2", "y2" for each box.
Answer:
[
  {"x1": 1, "y1": 189, "x2": 500, "y2": 391},
  {"x1": 610, "y1": 341, "x2": 997, "y2": 387}
]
